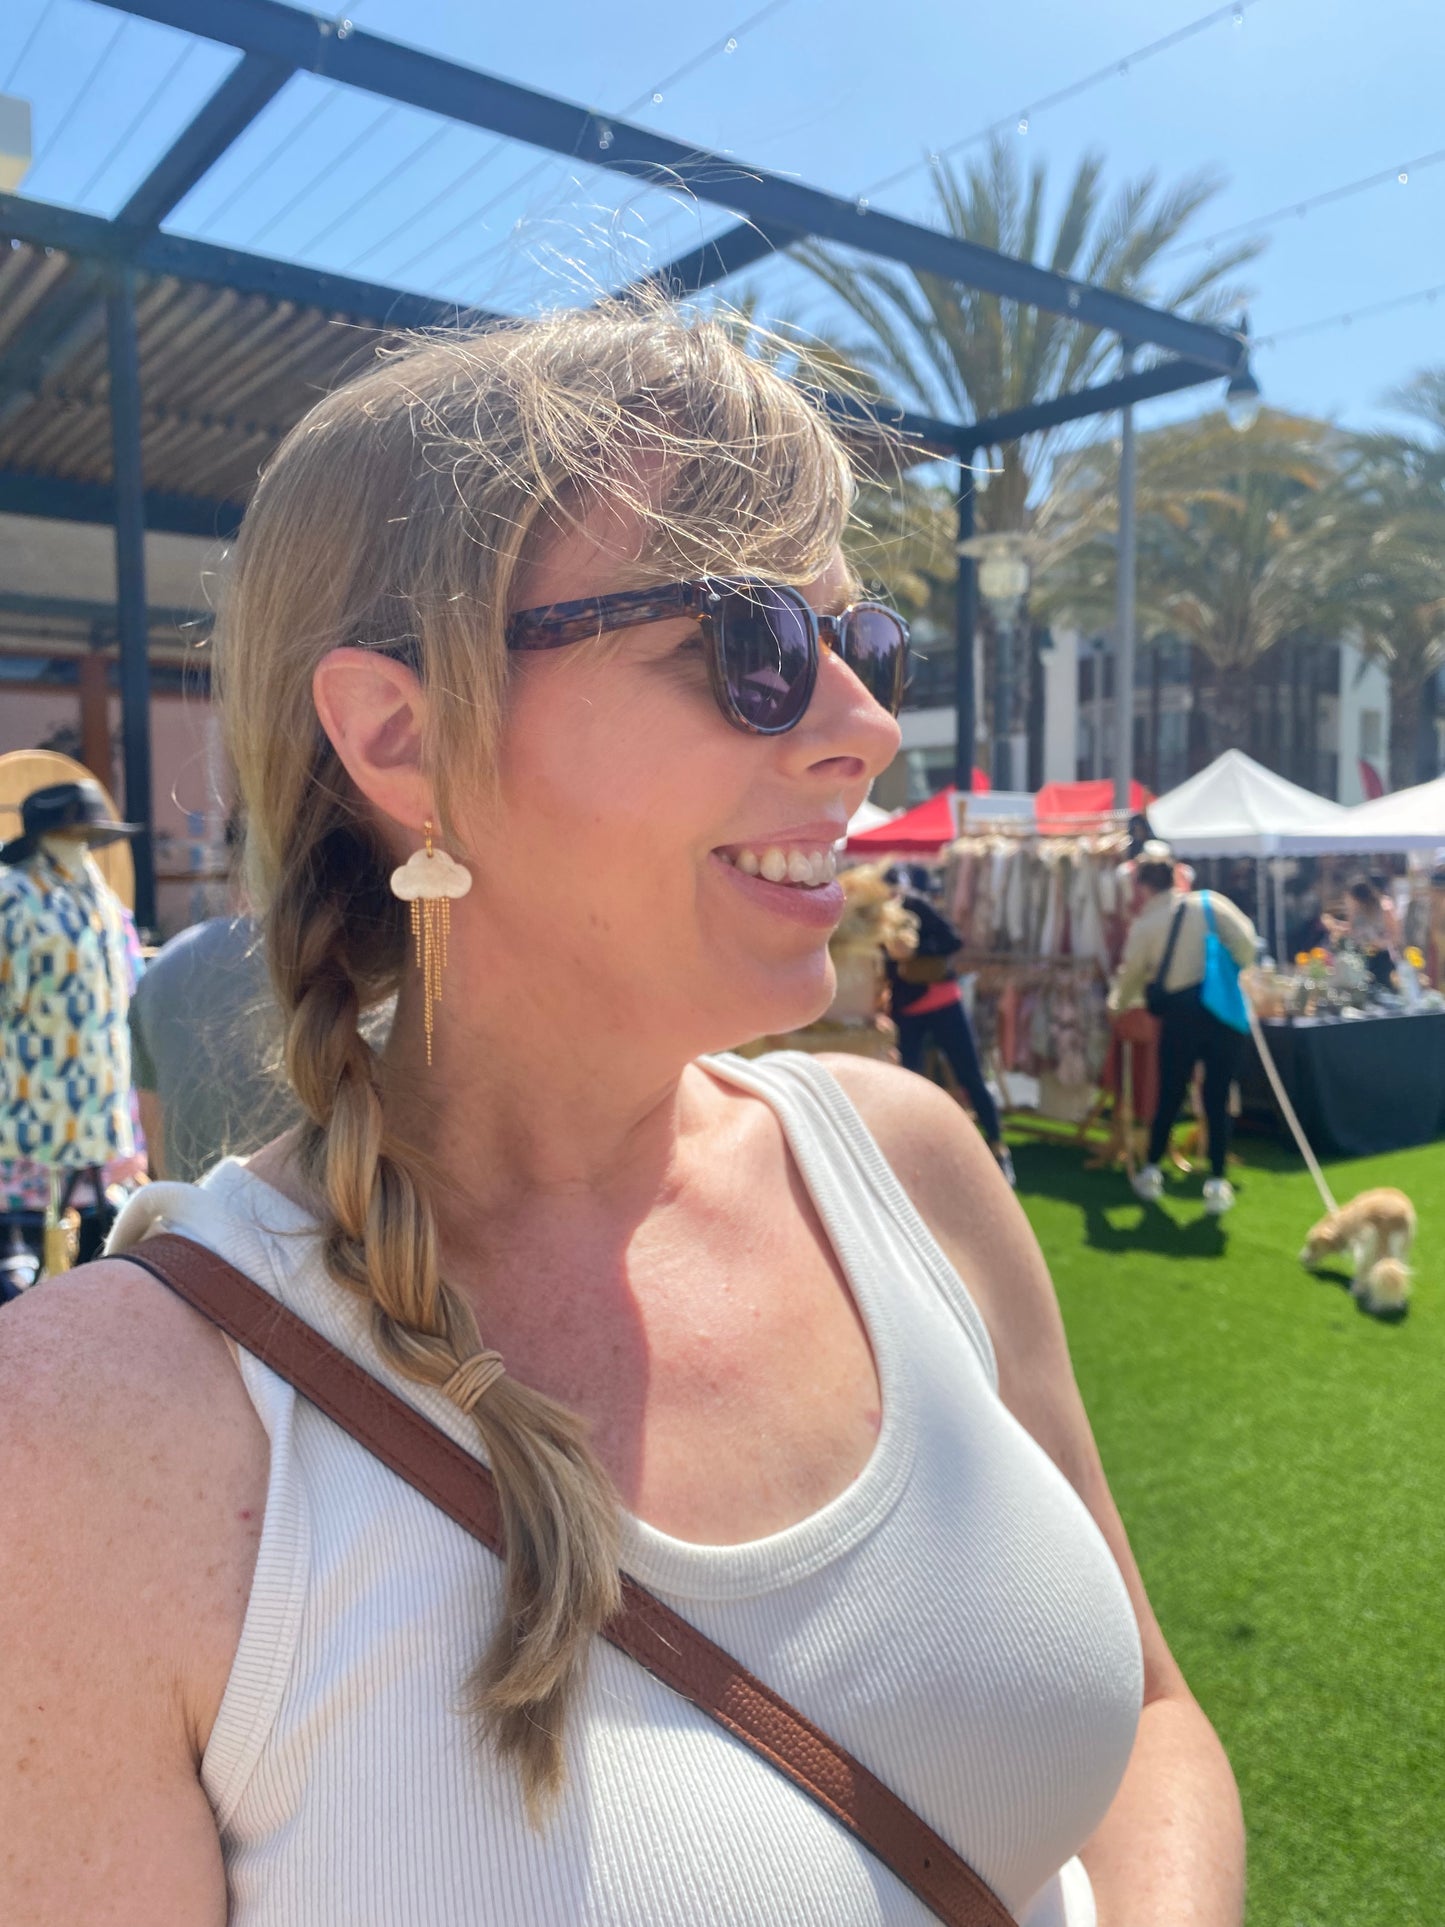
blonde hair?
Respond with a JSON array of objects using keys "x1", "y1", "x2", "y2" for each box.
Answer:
[{"x1": 217, "y1": 299, "x2": 858, "y2": 1816}]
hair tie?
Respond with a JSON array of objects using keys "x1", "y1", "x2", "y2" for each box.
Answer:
[{"x1": 443, "y1": 1349, "x2": 507, "y2": 1412}]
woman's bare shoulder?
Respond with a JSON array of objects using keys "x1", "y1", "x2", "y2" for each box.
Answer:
[
  {"x1": 0, "y1": 1255, "x2": 269, "y2": 1665},
  {"x1": 0, "y1": 1253, "x2": 265, "y2": 1465},
  {"x1": 0, "y1": 1259, "x2": 266, "y2": 1922},
  {"x1": 810, "y1": 1052, "x2": 1008, "y2": 1205}
]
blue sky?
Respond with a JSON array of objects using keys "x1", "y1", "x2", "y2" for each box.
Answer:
[{"x1": 4, "y1": 0, "x2": 1444, "y2": 436}]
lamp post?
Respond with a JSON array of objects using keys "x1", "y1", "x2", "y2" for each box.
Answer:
[
  {"x1": 1091, "y1": 636, "x2": 1108, "y2": 780},
  {"x1": 1114, "y1": 340, "x2": 1138, "y2": 813},
  {"x1": 953, "y1": 458, "x2": 979, "y2": 795},
  {"x1": 960, "y1": 532, "x2": 1033, "y2": 793}
]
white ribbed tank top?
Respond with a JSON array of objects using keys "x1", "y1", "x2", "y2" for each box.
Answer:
[{"x1": 109, "y1": 1050, "x2": 1142, "y2": 1927}]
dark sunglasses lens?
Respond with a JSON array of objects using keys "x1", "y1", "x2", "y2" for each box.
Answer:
[
  {"x1": 841, "y1": 606, "x2": 909, "y2": 714},
  {"x1": 716, "y1": 585, "x2": 815, "y2": 731}
]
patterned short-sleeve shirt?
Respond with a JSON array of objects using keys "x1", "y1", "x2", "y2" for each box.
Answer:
[{"x1": 0, "y1": 843, "x2": 136, "y2": 1169}]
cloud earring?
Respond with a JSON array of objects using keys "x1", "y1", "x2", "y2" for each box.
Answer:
[{"x1": 389, "y1": 820, "x2": 472, "y2": 1064}]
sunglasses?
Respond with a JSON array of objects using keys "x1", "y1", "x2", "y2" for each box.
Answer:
[{"x1": 505, "y1": 578, "x2": 910, "y2": 735}]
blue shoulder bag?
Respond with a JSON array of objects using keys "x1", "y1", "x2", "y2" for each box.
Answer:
[{"x1": 1200, "y1": 892, "x2": 1252, "y2": 1033}]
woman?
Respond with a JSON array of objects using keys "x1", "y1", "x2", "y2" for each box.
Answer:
[
  {"x1": 1109, "y1": 857, "x2": 1258, "y2": 1216},
  {"x1": 884, "y1": 866, "x2": 1016, "y2": 1187},
  {"x1": 0, "y1": 307, "x2": 1243, "y2": 1925},
  {"x1": 1324, "y1": 873, "x2": 1401, "y2": 986}
]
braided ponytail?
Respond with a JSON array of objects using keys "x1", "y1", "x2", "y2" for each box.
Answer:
[
  {"x1": 267, "y1": 779, "x2": 620, "y2": 1814},
  {"x1": 217, "y1": 299, "x2": 856, "y2": 1817}
]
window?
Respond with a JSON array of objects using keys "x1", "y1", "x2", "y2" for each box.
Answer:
[{"x1": 1359, "y1": 709, "x2": 1383, "y2": 757}]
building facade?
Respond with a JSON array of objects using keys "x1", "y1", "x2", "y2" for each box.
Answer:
[{"x1": 884, "y1": 621, "x2": 1411, "y2": 810}]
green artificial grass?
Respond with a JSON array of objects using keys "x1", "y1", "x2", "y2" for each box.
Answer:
[{"x1": 1009, "y1": 1127, "x2": 1445, "y2": 1927}]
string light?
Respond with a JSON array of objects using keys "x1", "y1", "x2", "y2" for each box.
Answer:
[
  {"x1": 243, "y1": 103, "x2": 401, "y2": 250},
  {"x1": 73, "y1": 36, "x2": 194, "y2": 206},
  {"x1": 337, "y1": 0, "x2": 793, "y2": 285},
  {"x1": 1170, "y1": 143, "x2": 1445, "y2": 256},
  {"x1": 1, "y1": 0, "x2": 57, "y2": 94},
  {"x1": 1254, "y1": 277, "x2": 1445, "y2": 349},
  {"x1": 860, "y1": 0, "x2": 1266, "y2": 200},
  {"x1": 26, "y1": 14, "x2": 129, "y2": 174},
  {"x1": 195, "y1": 89, "x2": 337, "y2": 237}
]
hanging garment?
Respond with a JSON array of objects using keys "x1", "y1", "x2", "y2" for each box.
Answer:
[{"x1": 0, "y1": 843, "x2": 136, "y2": 1169}]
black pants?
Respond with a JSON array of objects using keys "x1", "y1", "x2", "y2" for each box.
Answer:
[
  {"x1": 1147, "y1": 992, "x2": 1244, "y2": 1178},
  {"x1": 896, "y1": 998, "x2": 1002, "y2": 1144}
]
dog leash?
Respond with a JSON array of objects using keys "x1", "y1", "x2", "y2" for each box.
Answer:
[{"x1": 1245, "y1": 1003, "x2": 1337, "y2": 1214}]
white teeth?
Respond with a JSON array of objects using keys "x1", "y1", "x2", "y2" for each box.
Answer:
[{"x1": 725, "y1": 846, "x2": 836, "y2": 887}]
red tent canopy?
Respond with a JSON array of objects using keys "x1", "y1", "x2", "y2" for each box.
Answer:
[
  {"x1": 1034, "y1": 777, "x2": 1153, "y2": 834},
  {"x1": 846, "y1": 779, "x2": 986, "y2": 855}
]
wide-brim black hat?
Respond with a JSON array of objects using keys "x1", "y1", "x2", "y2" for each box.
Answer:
[{"x1": 0, "y1": 779, "x2": 142, "y2": 866}]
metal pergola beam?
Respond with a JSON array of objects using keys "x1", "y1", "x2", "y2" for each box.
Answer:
[
  {"x1": 0, "y1": 193, "x2": 477, "y2": 331},
  {"x1": 101, "y1": 0, "x2": 1245, "y2": 376},
  {"x1": 963, "y1": 354, "x2": 1232, "y2": 448},
  {"x1": 106, "y1": 268, "x2": 157, "y2": 929},
  {"x1": 820, "y1": 393, "x2": 969, "y2": 463},
  {"x1": 647, "y1": 218, "x2": 805, "y2": 298},
  {"x1": 0, "y1": 588, "x2": 210, "y2": 630},
  {"x1": 0, "y1": 468, "x2": 242, "y2": 537},
  {"x1": 0, "y1": 55, "x2": 294, "y2": 429},
  {"x1": 118, "y1": 49, "x2": 294, "y2": 228}
]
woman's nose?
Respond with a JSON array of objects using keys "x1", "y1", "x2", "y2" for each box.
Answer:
[{"x1": 794, "y1": 648, "x2": 903, "y2": 782}]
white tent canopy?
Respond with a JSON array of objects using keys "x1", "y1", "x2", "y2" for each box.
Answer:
[
  {"x1": 1149, "y1": 749, "x2": 1352, "y2": 857},
  {"x1": 846, "y1": 798, "x2": 898, "y2": 836},
  {"x1": 1326, "y1": 772, "x2": 1445, "y2": 852}
]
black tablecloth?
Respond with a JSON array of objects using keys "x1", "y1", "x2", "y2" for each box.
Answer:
[{"x1": 1241, "y1": 1011, "x2": 1445, "y2": 1159}]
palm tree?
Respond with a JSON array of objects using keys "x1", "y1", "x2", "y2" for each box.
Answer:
[
  {"x1": 1035, "y1": 409, "x2": 1354, "y2": 754},
  {"x1": 713, "y1": 295, "x2": 957, "y2": 617},
  {"x1": 1330, "y1": 407, "x2": 1445, "y2": 786},
  {"x1": 791, "y1": 140, "x2": 1258, "y2": 763},
  {"x1": 796, "y1": 139, "x2": 1260, "y2": 538}
]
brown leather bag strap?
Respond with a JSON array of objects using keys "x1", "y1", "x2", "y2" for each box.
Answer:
[{"x1": 122, "y1": 1232, "x2": 1019, "y2": 1927}]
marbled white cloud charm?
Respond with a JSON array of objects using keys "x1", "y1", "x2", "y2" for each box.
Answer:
[{"x1": 389, "y1": 847, "x2": 473, "y2": 900}]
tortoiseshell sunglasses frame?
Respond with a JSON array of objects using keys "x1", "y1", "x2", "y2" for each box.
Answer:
[{"x1": 504, "y1": 577, "x2": 909, "y2": 736}]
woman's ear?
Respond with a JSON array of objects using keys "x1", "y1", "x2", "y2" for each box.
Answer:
[{"x1": 312, "y1": 647, "x2": 433, "y2": 833}]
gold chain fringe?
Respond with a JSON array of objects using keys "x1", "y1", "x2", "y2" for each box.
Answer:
[{"x1": 409, "y1": 820, "x2": 452, "y2": 1066}]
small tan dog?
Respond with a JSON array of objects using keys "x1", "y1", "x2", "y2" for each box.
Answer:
[{"x1": 1300, "y1": 1188, "x2": 1417, "y2": 1313}]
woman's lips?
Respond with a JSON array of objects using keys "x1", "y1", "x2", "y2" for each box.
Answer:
[{"x1": 708, "y1": 851, "x2": 845, "y2": 928}]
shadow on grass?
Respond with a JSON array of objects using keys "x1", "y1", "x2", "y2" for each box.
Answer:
[
  {"x1": 1079, "y1": 1197, "x2": 1228, "y2": 1261},
  {"x1": 1305, "y1": 1260, "x2": 1412, "y2": 1324},
  {"x1": 1013, "y1": 1140, "x2": 1229, "y2": 1263}
]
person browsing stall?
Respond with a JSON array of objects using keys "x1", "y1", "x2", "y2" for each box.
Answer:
[
  {"x1": 1, "y1": 305, "x2": 1243, "y2": 1927},
  {"x1": 1110, "y1": 856, "x2": 1258, "y2": 1215},
  {"x1": 884, "y1": 865, "x2": 1015, "y2": 1187}
]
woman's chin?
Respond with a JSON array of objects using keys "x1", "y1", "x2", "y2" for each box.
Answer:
[{"x1": 709, "y1": 961, "x2": 837, "y2": 1050}]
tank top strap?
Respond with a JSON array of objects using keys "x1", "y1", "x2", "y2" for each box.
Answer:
[{"x1": 703, "y1": 1052, "x2": 999, "y2": 1391}]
